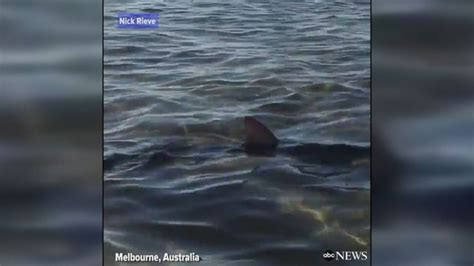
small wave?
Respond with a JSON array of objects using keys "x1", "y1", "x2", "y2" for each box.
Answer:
[
  {"x1": 141, "y1": 8, "x2": 163, "y2": 13},
  {"x1": 107, "y1": 46, "x2": 150, "y2": 56},
  {"x1": 251, "y1": 102, "x2": 303, "y2": 115}
]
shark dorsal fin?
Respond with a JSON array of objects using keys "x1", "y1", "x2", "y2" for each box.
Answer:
[{"x1": 244, "y1": 116, "x2": 279, "y2": 147}]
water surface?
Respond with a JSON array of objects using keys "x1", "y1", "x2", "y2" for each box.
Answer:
[{"x1": 104, "y1": 1, "x2": 370, "y2": 265}]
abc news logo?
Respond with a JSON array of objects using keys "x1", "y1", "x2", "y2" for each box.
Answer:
[{"x1": 323, "y1": 250, "x2": 368, "y2": 261}]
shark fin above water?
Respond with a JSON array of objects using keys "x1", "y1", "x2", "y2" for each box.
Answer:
[
  {"x1": 243, "y1": 116, "x2": 369, "y2": 162},
  {"x1": 244, "y1": 116, "x2": 279, "y2": 153}
]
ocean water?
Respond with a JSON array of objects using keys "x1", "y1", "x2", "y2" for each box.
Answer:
[
  {"x1": 371, "y1": 0, "x2": 474, "y2": 265},
  {"x1": 104, "y1": 0, "x2": 370, "y2": 265},
  {"x1": 0, "y1": 0, "x2": 102, "y2": 265}
]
